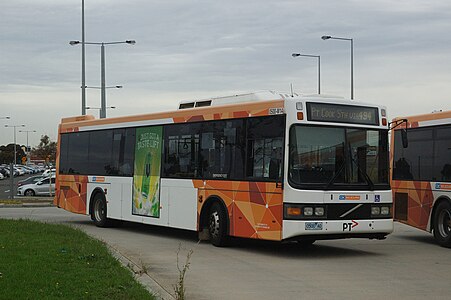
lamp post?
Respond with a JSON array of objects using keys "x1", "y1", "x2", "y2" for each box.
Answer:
[
  {"x1": 321, "y1": 35, "x2": 354, "y2": 99},
  {"x1": 70, "y1": 40, "x2": 135, "y2": 118},
  {"x1": 86, "y1": 106, "x2": 116, "y2": 110},
  {"x1": 81, "y1": 0, "x2": 86, "y2": 115},
  {"x1": 1, "y1": 116, "x2": 10, "y2": 120},
  {"x1": 291, "y1": 53, "x2": 321, "y2": 94},
  {"x1": 5, "y1": 124, "x2": 25, "y2": 165},
  {"x1": 19, "y1": 130, "x2": 36, "y2": 164},
  {"x1": 85, "y1": 106, "x2": 116, "y2": 118}
]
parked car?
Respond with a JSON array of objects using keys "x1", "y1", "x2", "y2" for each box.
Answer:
[
  {"x1": 17, "y1": 175, "x2": 45, "y2": 187},
  {"x1": 14, "y1": 167, "x2": 25, "y2": 176},
  {"x1": 21, "y1": 165, "x2": 38, "y2": 174},
  {"x1": 17, "y1": 176, "x2": 55, "y2": 196},
  {"x1": 0, "y1": 167, "x2": 10, "y2": 177},
  {"x1": 42, "y1": 168, "x2": 56, "y2": 178}
]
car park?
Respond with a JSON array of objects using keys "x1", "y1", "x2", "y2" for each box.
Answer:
[
  {"x1": 0, "y1": 166, "x2": 19, "y2": 177},
  {"x1": 17, "y1": 176, "x2": 55, "y2": 196}
]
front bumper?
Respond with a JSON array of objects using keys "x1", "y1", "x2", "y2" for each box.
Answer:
[{"x1": 282, "y1": 219, "x2": 394, "y2": 241}]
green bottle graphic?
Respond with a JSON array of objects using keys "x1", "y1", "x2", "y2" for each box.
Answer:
[{"x1": 141, "y1": 152, "x2": 152, "y2": 199}]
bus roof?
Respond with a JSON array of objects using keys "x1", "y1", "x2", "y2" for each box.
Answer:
[
  {"x1": 59, "y1": 90, "x2": 384, "y2": 132},
  {"x1": 392, "y1": 109, "x2": 451, "y2": 128},
  {"x1": 178, "y1": 90, "x2": 299, "y2": 109}
]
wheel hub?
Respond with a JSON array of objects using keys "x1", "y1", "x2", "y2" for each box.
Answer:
[
  {"x1": 438, "y1": 210, "x2": 451, "y2": 237},
  {"x1": 209, "y1": 211, "x2": 220, "y2": 238}
]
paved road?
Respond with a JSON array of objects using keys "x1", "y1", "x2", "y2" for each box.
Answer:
[{"x1": 1, "y1": 207, "x2": 450, "y2": 300}]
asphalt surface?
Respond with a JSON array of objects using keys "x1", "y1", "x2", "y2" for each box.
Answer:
[{"x1": 1, "y1": 207, "x2": 450, "y2": 300}]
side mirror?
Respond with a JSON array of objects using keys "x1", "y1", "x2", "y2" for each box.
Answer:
[
  {"x1": 401, "y1": 129, "x2": 408, "y2": 148},
  {"x1": 37, "y1": 181, "x2": 42, "y2": 185}
]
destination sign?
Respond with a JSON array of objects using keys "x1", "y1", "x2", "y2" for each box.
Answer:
[{"x1": 306, "y1": 102, "x2": 379, "y2": 125}]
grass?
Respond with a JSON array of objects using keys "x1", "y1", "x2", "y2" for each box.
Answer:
[
  {"x1": 0, "y1": 200, "x2": 22, "y2": 205},
  {"x1": 0, "y1": 219, "x2": 155, "y2": 300}
]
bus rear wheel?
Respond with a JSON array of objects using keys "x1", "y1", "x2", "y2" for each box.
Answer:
[
  {"x1": 433, "y1": 201, "x2": 451, "y2": 248},
  {"x1": 209, "y1": 202, "x2": 229, "y2": 247},
  {"x1": 91, "y1": 193, "x2": 112, "y2": 227}
]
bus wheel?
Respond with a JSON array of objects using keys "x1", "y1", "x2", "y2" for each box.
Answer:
[
  {"x1": 91, "y1": 193, "x2": 111, "y2": 227},
  {"x1": 209, "y1": 202, "x2": 229, "y2": 247},
  {"x1": 433, "y1": 201, "x2": 451, "y2": 248}
]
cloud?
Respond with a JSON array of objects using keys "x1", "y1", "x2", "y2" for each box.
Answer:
[{"x1": 1, "y1": 0, "x2": 451, "y2": 146}]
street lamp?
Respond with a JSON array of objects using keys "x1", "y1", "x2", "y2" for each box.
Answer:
[
  {"x1": 86, "y1": 106, "x2": 116, "y2": 110},
  {"x1": 70, "y1": 40, "x2": 135, "y2": 118},
  {"x1": 321, "y1": 35, "x2": 354, "y2": 99},
  {"x1": 85, "y1": 106, "x2": 116, "y2": 118},
  {"x1": 19, "y1": 130, "x2": 36, "y2": 164},
  {"x1": 1, "y1": 116, "x2": 10, "y2": 120},
  {"x1": 292, "y1": 53, "x2": 321, "y2": 94},
  {"x1": 5, "y1": 124, "x2": 25, "y2": 165},
  {"x1": 84, "y1": 85, "x2": 123, "y2": 89}
]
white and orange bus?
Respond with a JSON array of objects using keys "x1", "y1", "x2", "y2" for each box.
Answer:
[
  {"x1": 391, "y1": 110, "x2": 451, "y2": 247},
  {"x1": 55, "y1": 91, "x2": 393, "y2": 246}
]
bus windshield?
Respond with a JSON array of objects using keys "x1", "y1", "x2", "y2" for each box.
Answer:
[{"x1": 289, "y1": 125, "x2": 389, "y2": 190}]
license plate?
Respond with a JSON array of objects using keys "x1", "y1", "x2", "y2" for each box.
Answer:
[{"x1": 305, "y1": 222, "x2": 323, "y2": 231}]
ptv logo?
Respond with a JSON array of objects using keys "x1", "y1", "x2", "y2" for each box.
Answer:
[{"x1": 343, "y1": 220, "x2": 359, "y2": 231}]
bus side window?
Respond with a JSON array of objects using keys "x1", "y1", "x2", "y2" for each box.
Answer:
[
  {"x1": 246, "y1": 116, "x2": 285, "y2": 181},
  {"x1": 163, "y1": 123, "x2": 202, "y2": 178}
]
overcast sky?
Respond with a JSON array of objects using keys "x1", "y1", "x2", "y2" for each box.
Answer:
[{"x1": 1, "y1": 0, "x2": 451, "y2": 147}]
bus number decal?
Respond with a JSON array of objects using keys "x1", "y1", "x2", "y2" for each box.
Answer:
[{"x1": 269, "y1": 108, "x2": 285, "y2": 115}]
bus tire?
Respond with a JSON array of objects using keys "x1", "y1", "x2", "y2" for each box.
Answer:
[
  {"x1": 91, "y1": 193, "x2": 112, "y2": 228},
  {"x1": 209, "y1": 202, "x2": 229, "y2": 247},
  {"x1": 433, "y1": 201, "x2": 451, "y2": 248}
]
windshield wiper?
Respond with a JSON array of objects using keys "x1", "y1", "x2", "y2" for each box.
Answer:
[
  {"x1": 324, "y1": 159, "x2": 346, "y2": 190},
  {"x1": 349, "y1": 148, "x2": 375, "y2": 190}
]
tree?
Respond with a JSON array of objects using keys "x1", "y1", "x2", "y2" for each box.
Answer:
[
  {"x1": 32, "y1": 135, "x2": 57, "y2": 163},
  {"x1": 0, "y1": 144, "x2": 26, "y2": 164}
]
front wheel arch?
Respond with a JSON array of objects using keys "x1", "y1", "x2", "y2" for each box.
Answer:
[
  {"x1": 199, "y1": 196, "x2": 230, "y2": 246},
  {"x1": 199, "y1": 196, "x2": 229, "y2": 234},
  {"x1": 89, "y1": 189, "x2": 113, "y2": 227}
]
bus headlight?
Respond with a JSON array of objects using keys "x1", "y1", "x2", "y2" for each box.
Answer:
[
  {"x1": 380, "y1": 206, "x2": 390, "y2": 215},
  {"x1": 371, "y1": 205, "x2": 392, "y2": 217},
  {"x1": 284, "y1": 204, "x2": 327, "y2": 219},
  {"x1": 315, "y1": 207, "x2": 325, "y2": 216},
  {"x1": 371, "y1": 206, "x2": 381, "y2": 216},
  {"x1": 304, "y1": 207, "x2": 313, "y2": 216}
]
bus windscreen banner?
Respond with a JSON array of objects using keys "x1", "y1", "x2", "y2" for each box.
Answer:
[
  {"x1": 133, "y1": 126, "x2": 163, "y2": 218},
  {"x1": 306, "y1": 102, "x2": 379, "y2": 125}
]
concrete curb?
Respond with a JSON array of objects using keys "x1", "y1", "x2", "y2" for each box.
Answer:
[
  {"x1": 0, "y1": 196, "x2": 53, "y2": 208},
  {"x1": 107, "y1": 245, "x2": 175, "y2": 300},
  {"x1": 0, "y1": 202, "x2": 54, "y2": 208}
]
